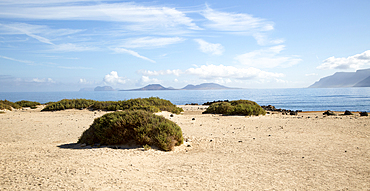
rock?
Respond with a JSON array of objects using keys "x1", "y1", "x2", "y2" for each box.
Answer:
[
  {"x1": 170, "y1": 114, "x2": 174, "y2": 117},
  {"x1": 290, "y1": 111, "x2": 298, "y2": 115},
  {"x1": 360, "y1": 111, "x2": 368, "y2": 116},
  {"x1": 192, "y1": 118, "x2": 195, "y2": 120},
  {"x1": 343, "y1": 110, "x2": 352, "y2": 115},
  {"x1": 323, "y1": 110, "x2": 336, "y2": 116}
]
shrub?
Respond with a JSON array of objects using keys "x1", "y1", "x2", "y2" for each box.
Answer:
[
  {"x1": 0, "y1": 100, "x2": 21, "y2": 110},
  {"x1": 91, "y1": 97, "x2": 183, "y2": 114},
  {"x1": 41, "y1": 99, "x2": 97, "y2": 111},
  {"x1": 15, "y1": 100, "x2": 41, "y2": 107},
  {"x1": 41, "y1": 97, "x2": 183, "y2": 114},
  {"x1": 0, "y1": 102, "x2": 12, "y2": 111},
  {"x1": 203, "y1": 99, "x2": 265, "y2": 116},
  {"x1": 78, "y1": 110, "x2": 183, "y2": 151}
]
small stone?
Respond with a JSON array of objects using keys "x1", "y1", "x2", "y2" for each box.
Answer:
[
  {"x1": 187, "y1": 145, "x2": 191, "y2": 147},
  {"x1": 192, "y1": 118, "x2": 195, "y2": 120},
  {"x1": 170, "y1": 114, "x2": 174, "y2": 117},
  {"x1": 238, "y1": 141, "x2": 242, "y2": 143}
]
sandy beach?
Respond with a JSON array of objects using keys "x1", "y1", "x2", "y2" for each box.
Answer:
[{"x1": 0, "y1": 105, "x2": 369, "y2": 190}]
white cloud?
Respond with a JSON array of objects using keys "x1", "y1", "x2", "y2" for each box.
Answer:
[
  {"x1": 112, "y1": 48, "x2": 155, "y2": 63},
  {"x1": 52, "y1": 43, "x2": 97, "y2": 52},
  {"x1": 317, "y1": 50, "x2": 370, "y2": 70},
  {"x1": 253, "y1": 33, "x2": 285, "y2": 46},
  {"x1": 121, "y1": 37, "x2": 185, "y2": 48},
  {"x1": 32, "y1": 78, "x2": 55, "y2": 83},
  {"x1": 0, "y1": 2, "x2": 201, "y2": 33},
  {"x1": 138, "y1": 69, "x2": 181, "y2": 76},
  {"x1": 186, "y1": 64, "x2": 284, "y2": 80},
  {"x1": 138, "y1": 76, "x2": 161, "y2": 85},
  {"x1": 235, "y1": 45, "x2": 302, "y2": 68},
  {"x1": 194, "y1": 39, "x2": 224, "y2": 55},
  {"x1": 0, "y1": 55, "x2": 34, "y2": 64},
  {"x1": 103, "y1": 71, "x2": 126, "y2": 84},
  {"x1": 201, "y1": 5, "x2": 274, "y2": 33},
  {"x1": 0, "y1": 23, "x2": 83, "y2": 45}
]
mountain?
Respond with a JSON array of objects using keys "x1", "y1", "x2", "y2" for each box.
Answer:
[
  {"x1": 94, "y1": 86, "x2": 115, "y2": 91},
  {"x1": 122, "y1": 83, "x2": 236, "y2": 91},
  {"x1": 125, "y1": 84, "x2": 175, "y2": 91},
  {"x1": 309, "y1": 69, "x2": 370, "y2": 88},
  {"x1": 182, "y1": 83, "x2": 235, "y2": 90}
]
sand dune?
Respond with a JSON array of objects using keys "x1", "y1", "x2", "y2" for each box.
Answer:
[{"x1": 0, "y1": 105, "x2": 369, "y2": 190}]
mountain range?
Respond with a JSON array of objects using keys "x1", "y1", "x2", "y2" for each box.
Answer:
[
  {"x1": 309, "y1": 68, "x2": 370, "y2": 88},
  {"x1": 122, "y1": 83, "x2": 236, "y2": 91}
]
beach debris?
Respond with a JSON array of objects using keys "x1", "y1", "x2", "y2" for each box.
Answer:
[
  {"x1": 343, "y1": 110, "x2": 353, "y2": 115},
  {"x1": 360, "y1": 111, "x2": 368, "y2": 116},
  {"x1": 323, "y1": 110, "x2": 336, "y2": 116},
  {"x1": 80, "y1": 143, "x2": 86, "y2": 147}
]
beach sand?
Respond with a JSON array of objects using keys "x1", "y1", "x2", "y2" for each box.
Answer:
[{"x1": 0, "y1": 105, "x2": 369, "y2": 190}]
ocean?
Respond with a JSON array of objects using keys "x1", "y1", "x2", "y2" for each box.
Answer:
[{"x1": 1, "y1": 88, "x2": 370, "y2": 112}]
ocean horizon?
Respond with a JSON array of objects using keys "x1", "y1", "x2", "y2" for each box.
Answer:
[{"x1": 1, "y1": 87, "x2": 369, "y2": 112}]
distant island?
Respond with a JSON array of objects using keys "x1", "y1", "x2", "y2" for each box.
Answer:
[
  {"x1": 94, "y1": 86, "x2": 115, "y2": 91},
  {"x1": 79, "y1": 86, "x2": 115, "y2": 91},
  {"x1": 121, "y1": 83, "x2": 237, "y2": 91},
  {"x1": 309, "y1": 68, "x2": 370, "y2": 88}
]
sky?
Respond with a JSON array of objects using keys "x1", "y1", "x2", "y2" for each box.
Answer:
[{"x1": 0, "y1": 0, "x2": 369, "y2": 92}]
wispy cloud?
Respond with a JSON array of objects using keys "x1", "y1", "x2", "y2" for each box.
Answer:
[
  {"x1": 235, "y1": 45, "x2": 302, "y2": 68},
  {"x1": 112, "y1": 48, "x2": 156, "y2": 63},
  {"x1": 186, "y1": 64, "x2": 284, "y2": 80},
  {"x1": 0, "y1": 2, "x2": 201, "y2": 33},
  {"x1": 317, "y1": 50, "x2": 370, "y2": 70},
  {"x1": 120, "y1": 37, "x2": 185, "y2": 48},
  {"x1": 194, "y1": 39, "x2": 224, "y2": 55},
  {"x1": 0, "y1": 55, "x2": 34, "y2": 64},
  {"x1": 0, "y1": 23, "x2": 83, "y2": 45},
  {"x1": 201, "y1": 5, "x2": 273, "y2": 33},
  {"x1": 200, "y1": 5, "x2": 285, "y2": 46},
  {"x1": 52, "y1": 43, "x2": 97, "y2": 52}
]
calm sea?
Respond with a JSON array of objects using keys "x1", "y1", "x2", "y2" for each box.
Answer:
[{"x1": 1, "y1": 88, "x2": 370, "y2": 112}]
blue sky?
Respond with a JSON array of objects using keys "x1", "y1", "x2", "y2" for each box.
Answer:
[{"x1": 0, "y1": 0, "x2": 369, "y2": 91}]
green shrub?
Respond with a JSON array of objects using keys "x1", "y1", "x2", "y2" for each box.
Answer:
[
  {"x1": 41, "y1": 97, "x2": 183, "y2": 114},
  {"x1": 41, "y1": 99, "x2": 96, "y2": 111},
  {"x1": 0, "y1": 102, "x2": 12, "y2": 111},
  {"x1": 0, "y1": 100, "x2": 21, "y2": 110},
  {"x1": 78, "y1": 110, "x2": 183, "y2": 151},
  {"x1": 203, "y1": 99, "x2": 265, "y2": 116},
  {"x1": 91, "y1": 97, "x2": 183, "y2": 114},
  {"x1": 15, "y1": 100, "x2": 41, "y2": 107}
]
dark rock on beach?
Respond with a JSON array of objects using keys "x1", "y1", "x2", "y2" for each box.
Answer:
[{"x1": 323, "y1": 110, "x2": 336, "y2": 116}]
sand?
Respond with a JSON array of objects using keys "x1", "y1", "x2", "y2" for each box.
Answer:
[{"x1": 0, "y1": 105, "x2": 369, "y2": 190}]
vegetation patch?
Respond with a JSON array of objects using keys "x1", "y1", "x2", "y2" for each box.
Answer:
[
  {"x1": 15, "y1": 100, "x2": 41, "y2": 108},
  {"x1": 42, "y1": 99, "x2": 96, "y2": 111},
  {"x1": 91, "y1": 97, "x2": 183, "y2": 114},
  {"x1": 203, "y1": 99, "x2": 266, "y2": 116},
  {"x1": 41, "y1": 97, "x2": 183, "y2": 114},
  {"x1": 78, "y1": 110, "x2": 183, "y2": 151},
  {"x1": 0, "y1": 100, "x2": 21, "y2": 111}
]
